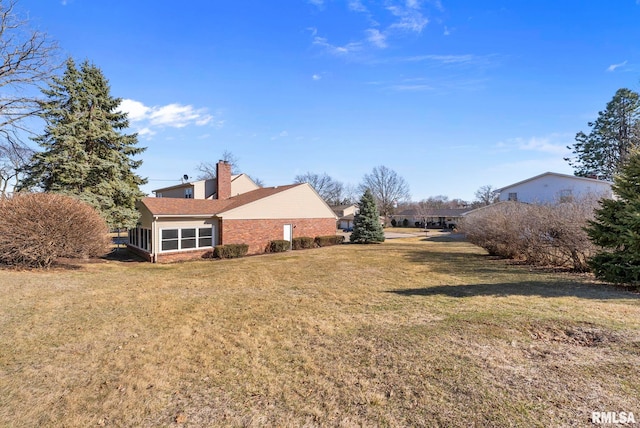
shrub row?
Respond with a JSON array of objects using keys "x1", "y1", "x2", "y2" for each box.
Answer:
[
  {"x1": 459, "y1": 197, "x2": 600, "y2": 271},
  {"x1": 213, "y1": 243, "x2": 249, "y2": 259},
  {"x1": 267, "y1": 240, "x2": 291, "y2": 253},
  {"x1": 292, "y1": 236, "x2": 315, "y2": 250},
  {"x1": 315, "y1": 235, "x2": 345, "y2": 247}
]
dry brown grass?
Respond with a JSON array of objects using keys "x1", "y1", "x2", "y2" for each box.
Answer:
[{"x1": 1, "y1": 236, "x2": 639, "y2": 427}]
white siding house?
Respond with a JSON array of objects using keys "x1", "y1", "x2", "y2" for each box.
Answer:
[{"x1": 496, "y1": 172, "x2": 613, "y2": 204}]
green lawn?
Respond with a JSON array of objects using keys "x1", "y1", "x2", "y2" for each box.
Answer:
[{"x1": 1, "y1": 236, "x2": 638, "y2": 427}]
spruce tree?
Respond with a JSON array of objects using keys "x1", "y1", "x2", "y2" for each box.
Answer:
[
  {"x1": 566, "y1": 88, "x2": 640, "y2": 181},
  {"x1": 350, "y1": 189, "x2": 385, "y2": 244},
  {"x1": 586, "y1": 150, "x2": 640, "y2": 285},
  {"x1": 19, "y1": 58, "x2": 146, "y2": 228}
]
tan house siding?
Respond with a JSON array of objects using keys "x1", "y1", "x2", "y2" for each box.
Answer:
[
  {"x1": 231, "y1": 174, "x2": 260, "y2": 196},
  {"x1": 222, "y1": 184, "x2": 337, "y2": 220},
  {"x1": 222, "y1": 218, "x2": 337, "y2": 254}
]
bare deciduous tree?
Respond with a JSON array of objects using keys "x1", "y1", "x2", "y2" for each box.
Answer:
[
  {"x1": 359, "y1": 165, "x2": 410, "y2": 220},
  {"x1": 294, "y1": 171, "x2": 344, "y2": 205},
  {"x1": 0, "y1": 134, "x2": 32, "y2": 197},
  {"x1": 196, "y1": 150, "x2": 240, "y2": 179},
  {"x1": 474, "y1": 184, "x2": 499, "y2": 207},
  {"x1": 0, "y1": 0, "x2": 58, "y2": 197},
  {"x1": 0, "y1": 0, "x2": 58, "y2": 137}
]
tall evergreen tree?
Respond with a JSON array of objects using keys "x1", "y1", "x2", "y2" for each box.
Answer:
[
  {"x1": 565, "y1": 88, "x2": 640, "y2": 181},
  {"x1": 19, "y1": 58, "x2": 146, "y2": 228},
  {"x1": 586, "y1": 150, "x2": 640, "y2": 285},
  {"x1": 350, "y1": 189, "x2": 385, "y2": 244}
]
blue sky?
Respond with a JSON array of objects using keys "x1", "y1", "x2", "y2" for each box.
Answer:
[{"x1": 17, "y1": 0, "x2": 640, "y2": 201}]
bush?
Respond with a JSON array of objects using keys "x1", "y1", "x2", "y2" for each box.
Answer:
[
  {"x1": 213, "y1": 243, "x2": 249, "y2": 259},
  {"x1": 402, "y1": 218, "x2": 409, "y2": 227},
  {"x1": 0, "y1": 193, "x2": 111, "y2": 268},
  {"x1": 267, "y1": 240, "x2": 290, "y2": 253},
  {"x1": 415, "y1": 222, "x2": 422, "y2": 228},
  {"x1": 315, "y1": 235, "x2": 345, "y2": 247},
  {"x1": 391, "y1": 218, "x2": 397, "y2": 227},
  {"x1": 459, "y1": 198, "x2": 599, "y2": 271},
  {"x1": 292, "y1": 237, "x2": 315, "y2": 250}
]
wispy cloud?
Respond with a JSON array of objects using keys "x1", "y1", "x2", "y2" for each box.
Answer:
[
  {"x1": 119, "y1": 99, "x2": 222, "y2": 137},
  {"x1": 313, "y1": 36, "x2": 362, "y2": 55},
  {"x1": 606, "y1": 60, "x2": 627, "y2": 72},
  {"x1": 387, "y1": 1, "x2": 429, "y2": 33},
  {"x1": 495, "y1": 134, "x2": 572, "y2": 156},
  {"x1": 312, "y1": 73, "x2": 322, "y2": 80},
  {"x1": 366, "y1": 28, "x2": 387, "y2": 48},
  {"x1": 311, "y1": 0, "x2": 439, "y2": 57}
]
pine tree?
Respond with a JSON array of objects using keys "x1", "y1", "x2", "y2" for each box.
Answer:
[
  {"x1": 566, "y1": 88, "x2": 640, "y2": 181},
  {"x1": 586, "y1": 150, "x2": 640, "y2": 285},
  {"x1": 350, "y1": 189, "x2": 385, "y2": 244},
  {"x1": 19, "y1": 58, "x2": 147, "y2": 228}
]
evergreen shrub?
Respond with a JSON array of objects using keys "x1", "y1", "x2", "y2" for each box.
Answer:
[{"x1": 214, "y1": 244, "x2": 249, "y2": 259}]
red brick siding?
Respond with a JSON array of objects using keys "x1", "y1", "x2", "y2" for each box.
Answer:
[
  {"x1": 126, "y1": 244, "x2": 153, "y2": 262},
  {"x1": 156, "y1": 248, "x2": 214, "y2": 263},
  {"x1": 222, "y1": 218, "x2": 337, "y2": 254},
  {"x1": 217, "y1": 161, "x2": 232, "y2": 200}
]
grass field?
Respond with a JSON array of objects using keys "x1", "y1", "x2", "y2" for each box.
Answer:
[{"x1": 1, "y1": 235, "x2": 639, "y2": 427}]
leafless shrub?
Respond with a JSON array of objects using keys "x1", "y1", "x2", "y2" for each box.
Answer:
[
  {"x1": 0, "y1": 193, "x2": 110, "y2": 268},
  {"x1": 460, "y1": 197, "x2": 600, "y2": 271}
]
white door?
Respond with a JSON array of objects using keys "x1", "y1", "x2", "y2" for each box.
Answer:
[{"x1": 283, "y1": 224, "x2": 292, "y2": 245}]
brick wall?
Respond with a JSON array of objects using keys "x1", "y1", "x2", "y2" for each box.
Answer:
[
  {"x1": 221, "y1": 218, "x2": 337, "y2": 254},
  {"x1": 217, "y1": 161, "x2": 232, "y2": 200},
  {"x1": 156, "y1": 249, "x2": 214, "y2": 263}
]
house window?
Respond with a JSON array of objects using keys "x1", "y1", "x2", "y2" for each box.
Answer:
[
  {"x1": 198, "y1": 227, "x2": 212, "y2": 247},
  {"x1": 159, "y1": 227, "x2": 214, "y2": 252},
  {"x1": 185, "y1": 188, "x2": 193, "y2": 199},
  {"x1": 508, "y1": 192, "x2": 518, "y2": 201},
  {"x1": 156, "y1": 192, "x2": 163, "y2": 198},
  {"x1": 181, "y1": 228, "x2": 197, "y2": 249},
  {"x1": 128, "y1": 227, "x2": 151, "y2": 251},
  {"x1": 161, "y1": 229, "x2": 179, "y2": 251}
]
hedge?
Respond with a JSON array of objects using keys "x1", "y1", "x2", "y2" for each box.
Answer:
[
  {"x1": 213, "y1": 244, "x2": 249, "y2": 259},
  {"x1": 267, "y1": 239, "x2": 291, "y2": 253},
  {"x1": 314, "y1": 235, "x2": 345, "y2": 247},
  {"x1": 292, "y1": 236, "x2": 315, "y2": 250}
]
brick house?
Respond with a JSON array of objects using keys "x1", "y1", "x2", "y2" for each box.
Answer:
[{"x1": 128, "y1": 161, "x2": 338, "y2": 262}]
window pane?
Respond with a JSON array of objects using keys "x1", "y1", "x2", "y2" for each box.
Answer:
[
  {"x1": 182, "y1": 228, "x2": 196, "y2": 238},
  {"x1": 162, "y1": 240, "x2": 178, "y2": 251},
  {"x1": 199, "y1": 237, "x2": 212, "y2": 247},
  {"x1": 199, "y1": 227, "x2": 212, "y2": 237},
  {"x1": 182, "y1": 238, "x2": 197, "y2": 249},
  {"x1": 162, "y1": 229, "x2": 178, "y2": 239}
]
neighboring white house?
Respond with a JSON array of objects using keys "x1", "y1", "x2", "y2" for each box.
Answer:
[{"x1": 496, "y1": 172, "x2": 613, "y2": 204}]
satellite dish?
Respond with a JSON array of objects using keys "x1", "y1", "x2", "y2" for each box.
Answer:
[{"x1": 183, "y1": 174, "x2": 189, "y2": 180}]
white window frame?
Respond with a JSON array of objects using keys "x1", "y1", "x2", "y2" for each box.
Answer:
[
  {"x1": 508, "y1": 192, "x2": 518, "y2": 201},
  {"x1": 128, "y1": 227, "x2": 151, "y2": 252},
  {"x1": 184, "y1": 188, "x2": 193, "y2": 199},
  {"x1": 159, "y1": 227, "x2": 214, "y2": 253}
]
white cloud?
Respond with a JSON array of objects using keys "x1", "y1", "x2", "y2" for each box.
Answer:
[
  {"x1": 496, "y1": 134, "x2": 572, "y2": 156},
  {"x1": 279, "y1": 131, "x2": 289, "y2": 137},
  {"x1": 308, "y1": 0, "x2": 324, "y2": 7},
  {"x1": 119, "y1": 99, "x2": 150, "y2": 122},
  {"x1": 366, "y1": 28, "x2": 387, "y2": 48},
  {"x1": 387, "y1": 2, "x2": 429, "y2": 33},
  {"x1": 348, "y1": 0, "x2": 367, "y2": 12},
  {"x1": 313, "y1": 36, "x2": 362, "y2": 55},
  {"x1": 119, "y1": 99, "x2": 220, "y2": 136},
  {"x1": 312, "y1": 74, "x2": 322, "y2": 80},
  {"x1": 606, "y1": 60, "x2": 627, "y2": 72}
]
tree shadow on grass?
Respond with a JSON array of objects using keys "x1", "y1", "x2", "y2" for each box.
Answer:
[
  {"x1": 387, "y1": 281, "x2": 640, "y2": 300},
  {"x1": 101, "y1": 248, "x2": 146, "y2": 263}
]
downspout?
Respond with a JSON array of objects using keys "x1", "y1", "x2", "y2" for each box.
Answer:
[{"x1": 152, "y1": 216, "x2": 158, "y2": 263}]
